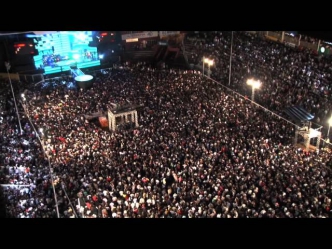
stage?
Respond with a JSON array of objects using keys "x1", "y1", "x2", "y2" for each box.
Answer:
[{"x1": 39, "y1": 59, "x2": 100, "y2": 75}]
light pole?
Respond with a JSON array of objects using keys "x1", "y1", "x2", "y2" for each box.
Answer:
[
  {"x1": 61, "y1": 183, "x2": 78, "y2": 218},
  {"x1": 202, "y1": 57, "x2": 204, "y2": 75},
  {"x1": 21, "y1": 103, "x2": 60, "y2": 218},
  {"x1": 202, "y1": 58, "x2": 214, "y2": 77},
  {"x1": 6, "y1": 62, "x2": 22, "y2": 134},
  {"x1": 207, "y1": 59, "x2": 214, "y2": 77},
  {"x1": 326, "y1": 116, "x2": 332, "y2": 146},
  {"x1": 228, "y1": 31, "x2": 233, "y2": 86},
  {"x1": 246, "y1": 78, "x2": 261, "y2": 102},
  {"x1": 202, "y1": 57, "x2": 208, "y2": 75}
]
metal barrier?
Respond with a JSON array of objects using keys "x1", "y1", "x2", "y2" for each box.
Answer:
[
  {"x1": 17, "y1": 67, "x2": 116, "y2": 84},
  {"x1": 18, "y1": 73, "x2": 44, "y2": 83}
]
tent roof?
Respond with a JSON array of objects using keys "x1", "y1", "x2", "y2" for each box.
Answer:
[{"x1": 284, "y1": 106, "x2": 314, "y2": 123}]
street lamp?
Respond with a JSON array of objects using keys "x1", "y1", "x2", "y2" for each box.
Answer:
[
  {"x1": 246, "y1": 78, "x2": 261, "y2": 101},
  {"x1": 207, "y1": 59, "x2": 214, "y2": 77},
  {"x1": 326, "y1": 116, "x2": 332, "y2": 145},
  {"x1": 202, "y1": 58, "x2": 214, "y2": 77}
]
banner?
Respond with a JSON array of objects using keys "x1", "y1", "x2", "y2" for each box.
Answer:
[
  {"x1": 159, "y1": 31, "x2": 180, "y2": 38},
  {"x1": 126, "y1": 38, "x2": 139, "y2": 43},
  {"x1": 121, "y1": 31, "x2": 158, "y2": 40}
]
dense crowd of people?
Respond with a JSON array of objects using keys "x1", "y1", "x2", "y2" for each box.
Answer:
[
  {"x1": 184, "y1": 31, "x2": 332, "y2": 135},
  {"x1": 0, "y1": 57, "x2": 332, "y2": 218},
  {"x1": 1, "y1": 31, "x2": 332, "y2": 218},
  {"x1": 0, "y1": 79, "x2": 57, "y2": 218}
]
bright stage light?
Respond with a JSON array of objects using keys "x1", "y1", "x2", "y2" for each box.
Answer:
[
  {"x1": 75, "y1": 75, "x2": 93, "y2": 81},
  {"x1": 99, "y1": 54, "x2": 104, "y2": 59}
]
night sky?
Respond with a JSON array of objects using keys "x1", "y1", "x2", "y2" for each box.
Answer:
[{"x1": 1, "y1": 31, "x2": 332, "y2": 42}]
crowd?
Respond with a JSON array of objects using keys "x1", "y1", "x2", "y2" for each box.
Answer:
[
  {"x1": 0, "y1": 60, "x2": 332, "y2": 218},
  {"x1": 184, "y1": 31, "x2": 332, "y2": 135},
  {"x1": 0, "y1": 79, "x2": 58, "y2": 218}
]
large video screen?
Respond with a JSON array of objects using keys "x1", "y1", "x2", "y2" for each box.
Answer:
[{"x1": 32, "y1": 31, "x2": 100, "y2": 75}]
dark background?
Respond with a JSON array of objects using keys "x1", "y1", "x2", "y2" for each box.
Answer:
[
  {"x1": 0, "y1": 31, "x2": 331, "y2": 74},
  {"x1": 298, "y1": 31, "x2": 332, "y2": 41}
]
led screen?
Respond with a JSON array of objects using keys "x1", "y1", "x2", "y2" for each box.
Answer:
[{"x1": 32, "y1": 31, "x2": 100, "y2": 75}]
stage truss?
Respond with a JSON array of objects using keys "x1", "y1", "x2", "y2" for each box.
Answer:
[
  {"x1": 108, "y1": 106, "x2": 139, "y2": 131},
  {"x1": 294, "y1": 122, "x2": 321, "y2": 151}
]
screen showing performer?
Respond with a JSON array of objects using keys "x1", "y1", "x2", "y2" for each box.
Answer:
[{"x1": 32, "y1": 31, "x2": 100, "y2": 75}]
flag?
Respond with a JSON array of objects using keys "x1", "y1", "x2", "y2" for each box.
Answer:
[{"x1": 4, "y1": 62, "x2": 10, "y2": 71}]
